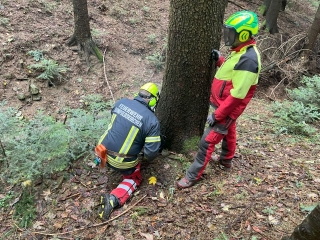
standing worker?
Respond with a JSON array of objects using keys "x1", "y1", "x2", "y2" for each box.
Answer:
[
  {"x1": 177, "y1": 11, "x2": 261, "y2": 188},
  {"x1": 95, "y1": 82, "x2": 162, "y2": 219}
]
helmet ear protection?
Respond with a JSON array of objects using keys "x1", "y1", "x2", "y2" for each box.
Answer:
[
  {"x1": 148, "y1": 96, "x2": 157, "y2": 107},
  {"x1": 139, "y1": 82, "x2": 159, "y2": 108},
  {"x1": 137, "y1": 92, "x2": 157, "y2": 107},
  {"x1": 239, "y1": 30, "x2": 250, "y2": 42}
]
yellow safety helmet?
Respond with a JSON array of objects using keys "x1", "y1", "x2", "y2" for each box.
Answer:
[
  {"x1": 139, "y1": 82, "x2": 160, "y2": 107},
  {"x1": 223, "y1": 11, "x2": 259, "y2": 46}
]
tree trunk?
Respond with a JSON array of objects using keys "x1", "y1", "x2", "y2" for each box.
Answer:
[
  {"x1": 261, "y1": 0, "x2": 271, "y2": 16},
  {"x1": 68, "y1": 0, "x2": 102, "y2": 63},
  {"x1": 304, "y1": 4, "x2": 320, "y2": 57},
  {"x1": 281, "y1": 0, "x2": 287, "y2": 11},
  {"x1": 262, "y1": 0, "x2": 281, "y2": 34},
  {"x1": 282, "y1": 204, "x2": 320, "y2": 240},
  {"x1": 156, "y1": 0, "x2": 228, "y2": 151}
]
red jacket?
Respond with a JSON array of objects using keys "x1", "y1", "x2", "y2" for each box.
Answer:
[{"x1": 210, "y1": 39, "x2": 261, "y2": 121}]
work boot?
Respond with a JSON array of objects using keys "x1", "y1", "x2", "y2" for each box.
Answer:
[
  {"x1": 176, "y1": 177, "x2": 196, "y2": 189},
  {"x1": 211, "y1": 155, "x2": 232, "y2": 171},
  {"x1": 98, "y1": 193, "x2": 119, "y2": 220}
]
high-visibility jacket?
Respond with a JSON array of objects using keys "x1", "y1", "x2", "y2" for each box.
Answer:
[
  {"x1": 98, "y1": 96, "x2": 161, "y2": 170},
  {"x1": 210, "y1": 38, "x2": 261, "y2": 121}
]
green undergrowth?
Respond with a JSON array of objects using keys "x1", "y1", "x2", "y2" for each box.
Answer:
[
  {"x1": 0, "y1": 94, "x2": 112, "y2": 228},
  {"x1": 0, "y1": 94, "x2": 112, "y2": 185},
  {"x1": 270, "y1": 75, "x2": 320, "y2": 138}
]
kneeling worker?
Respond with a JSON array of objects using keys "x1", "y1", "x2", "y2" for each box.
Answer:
[{"x1": 94, "y1": 82, "x2": 162, "y2": 219}]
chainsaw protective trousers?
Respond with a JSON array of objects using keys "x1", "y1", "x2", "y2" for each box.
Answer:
[
  {"x1": 110, "y1": 162, "x2": 142, "y2": 206},
  {"x1": 186, "y1": 120, "x2": 236, "y2": 182}
]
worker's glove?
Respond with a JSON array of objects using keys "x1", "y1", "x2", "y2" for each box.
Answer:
[
  {"x1": 207, "y1": 114, "x2": 217, "y2": 127},
  {"x1": 211, "y1": 49, "x2": 221, "y2": 61}
]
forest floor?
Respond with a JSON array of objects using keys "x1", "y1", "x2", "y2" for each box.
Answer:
[{"x1": 1, "y1": 0, "x2": 320, "y2": 239}]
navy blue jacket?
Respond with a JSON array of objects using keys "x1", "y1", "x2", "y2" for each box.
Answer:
[{"x1": 98, "y1": 96, "x2": 161, "y2": 170}]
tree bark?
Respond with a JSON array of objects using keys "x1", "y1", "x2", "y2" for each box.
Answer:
[
  {"x1": 282, "y1": 204, "x2": 320, "y2": 240},
  {"x1": 261, "y1": 0, "x2": 271, "y2": 16},
  {"x1": 304, "y1": 4, "x2": 320, "y2": 57},
  {"x1": 262, "y1": 0, "x2": 281, "y2": 34},
  {"x1": 68, "y1": 0, "x2": 102, "y2": 63},
  {"x1": 156, "y1": 0, "x2": 228, "y2": 151}
]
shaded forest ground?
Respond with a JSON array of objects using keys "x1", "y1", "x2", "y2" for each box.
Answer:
[{"x1": 1, "y1": 0, "x2": 320, "y2": 239}]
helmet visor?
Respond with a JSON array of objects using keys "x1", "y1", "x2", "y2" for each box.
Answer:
[{"x1": 223, "y1": 25, "x2": 236, "y2": 46}]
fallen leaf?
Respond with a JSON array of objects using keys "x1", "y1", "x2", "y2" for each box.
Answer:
[
  {"x1": 22, "y1": 180, "x2": 32, "y2": 187},
  {"x1": 54, "y1": 222, "x2": 63, "y2": 229},
  {"x1": 148, "y1": 176, "x2": 157, "y2": 185},
  {"x1": 42, "y1": 189, "x2": 52, "y2": 201},
  {"x1": 268, "y1": 215, "x2": 280, "y2": 225},
  {"x1": 139, "y1": 231, "x2": 153, "y2": 240},
  {"x1": 252, "y1": 225, "x2": 263, "y2": 233},
  {"x1": 159, "y1": 191, "x2": 164, "y2": 199},
  {"x1": 33, "y1": 221, "x2": 45, "y2": 230}
]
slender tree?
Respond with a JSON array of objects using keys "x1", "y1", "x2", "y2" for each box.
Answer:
[
  {"x1": 304, "y1": 4, "x2": 320, "y2": 58},
  {"x1": 156, "y1": 0, "x2": 228, "y2": 151},
  {"x1": 68, "y1": 0, "x2": 102, "y2": 63},
  {"x1": 282, "y1": 204, "x2": 320, "y2": 240},
  {"x1": 261, "y1": 0, "x2": 282, "y2": 34}
]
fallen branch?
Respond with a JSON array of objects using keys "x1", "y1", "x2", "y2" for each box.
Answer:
[
  {"x1": 33, "y1": 194, "x2": 147, "y2": 236},
  {"x1": 103, "y1": 48, "x2": 115, "y2": 104}
]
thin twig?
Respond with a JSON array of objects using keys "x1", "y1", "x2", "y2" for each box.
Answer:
[
  {"x1": 0, "y1": 139, "x2": 6, "y2": 157},
  {"x1": 74, "y1": 175, "x2": 87, "y2": 188},
  {"x1": 268, "y1": 77, "x2": 287, "y2": 100},
  {"x1": 33, "y1": 194, "x2": 147, "y2": 236},
  {"x1": 103, "y1": 49, "x2": 115, "y2": 104}
]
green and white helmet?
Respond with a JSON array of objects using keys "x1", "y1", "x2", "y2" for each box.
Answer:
[{"x1": 223, "y1": 11, "x2": 259, "y2": 46}]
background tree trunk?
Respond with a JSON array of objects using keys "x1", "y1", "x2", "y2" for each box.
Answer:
[
  {"x1": 68, "y1": 0, "x2": 102, "y2": 63},
  {"x1": 281, "y1": 0, "x2": 287, "y2": 11},
  {"x1": 282, "y1": 204, "x2": 320, "y2": 240},
  {"x1": 262, "y1": 0, "x2": 281, "y2": 34},
  {"x1": 261, "y1": 0, "x2": 271, "y2": 16},
  {"x1": 304, "y1": 4, "x2": 320, "y2": 58},
  {"x1": 156, "y1": 0, "x2": 228, "y2": 151}
]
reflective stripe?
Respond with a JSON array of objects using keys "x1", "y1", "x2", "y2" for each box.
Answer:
[
  {"x1": 145, "y1": 135, "x2": 161, "y2": 143},
  {"x1": 98, "y1": 114, "x2": 117, "y2": 144},
  {"x1": 117, "y1": 183, "x2": 133, "y2": 195},
  {"x1": 107, "y1": 155, "x2": 139, "y2": 169},
  {"x1": 119, "y1": 126, "x2": 139, "y2": 155},
  {"x1": 123, "y1": 179, "x2": 137, "y2": 189}
]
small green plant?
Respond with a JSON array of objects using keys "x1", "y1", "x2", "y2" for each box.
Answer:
[
  {"x1": 39, "y1": 0, "x2": 57, "y2": 12},
  {"x1": 0, "y1": 17, "x2": 9, "y2": 26},
  {"x1": 168, "y1": 187, "x2": 175, "y2": 201},
  {"x1": 270, "y1": 75, "x2": 320, "y2": 137},
  {"x1": 214, "y1": 232, "x2": 229, "y2": 240},
  {"x1": 147, "y1": 34, "x2": 157, "y2": 44},
  {"x1": 131, "y1": 207, "x2": 148, "y2": 220},
  {"x1": 287, "y1": 75, "x2": 320, "y2": 107},
  {"x1": 146, "y1": 52, "x2": 165, "y2": 73},
  {"x1": 142, "y1": 6, "x2": 150, "y2": 14},
  {"x1": 235, "y1": 190, "x2": 248, "y2": 200},
  {"x1": 27, "y1": 50, "x2": 44, "y2": 62},
  {"x1": 262, "y1": 206, "x2": 277, "y2": 215},
  {"x1": 0, "y1": 191, "x2": 14, "y2": 210},
  {"x1": 14, "y1": 190, "x2": 37, "y2": 228},
  {"x1": 295, "y1": 180, "x2": 304, "y2": 188},
  {"x1": 28, "y1": 59, "x2": 68, "y2": 82},
  {"x1": 300, "y1": 203, "x2": 317, "y2": 213}
]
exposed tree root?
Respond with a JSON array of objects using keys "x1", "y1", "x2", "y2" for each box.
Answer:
[{"x1": 67, "y1": 35, "x2": 103, "y2": 65}]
